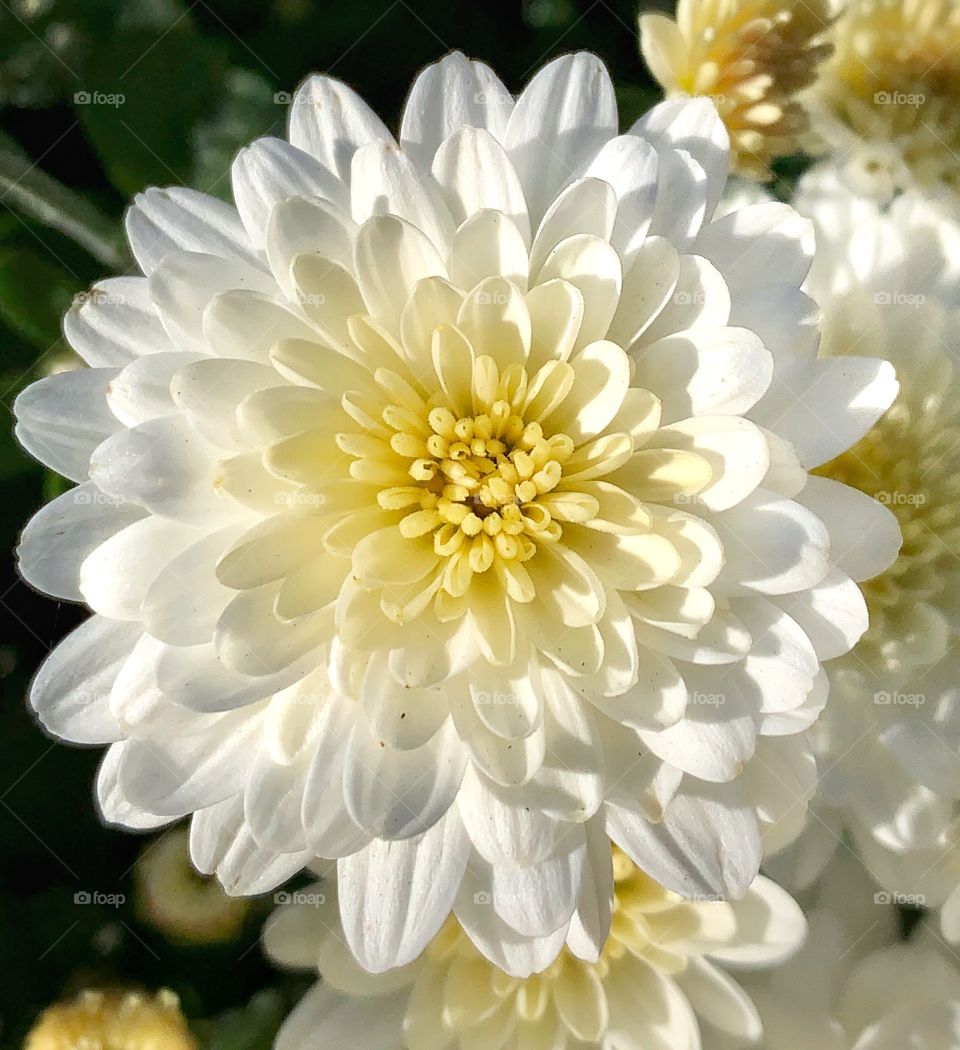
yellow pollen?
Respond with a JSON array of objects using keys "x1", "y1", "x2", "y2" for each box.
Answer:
[{"x1": 360, "y1": 371, "x2": 590, "y2": 601}]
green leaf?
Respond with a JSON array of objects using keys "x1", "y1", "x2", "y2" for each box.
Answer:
[
  {"x1": 0, "y1": 132, "x2": 127, "y2": 268},
  {"x1": 0, "y1": 246, "x2": 81, "y2": 350},
  {"x1": 74, "y1": 17, "x2": 228, "y2": 195}
]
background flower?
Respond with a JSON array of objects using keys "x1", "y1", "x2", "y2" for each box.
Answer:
[
  {"x1": 263, "y1": 854, "x2": 806, "y2": 1050},
  {"x1": 640, "y1": 0, "x2": 834, "y2": 179},
  {"x1": 766, "y1": 168, "x2": 960, "y2": 944},
  {"x1": 805, "y1": 0, "x2": 960, "y2": 204}
]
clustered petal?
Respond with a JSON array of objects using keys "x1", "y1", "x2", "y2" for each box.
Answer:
[{"x1": 16, "y1": 51, "x2": 899, "y2": 980}]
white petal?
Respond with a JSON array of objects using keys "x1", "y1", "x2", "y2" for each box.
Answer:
[
  {"x1": 64, "y1": 277, "x2": 174, "y2": 367},
  {"x1": 457, "y1": 766, "x2": 561, "y2": 866},
  {"x1": 753, "y1": 356, "x2": 899, "y2": 470},
  {"x1": 90, "y1": 416, "x2": 233, "y2": 525},
  {"x1": 675, "y1": 958, "x2": 760, "y2": 1040},
  {"x1": 125, "y1": 187, "x2": 255, "y2": 275},
  {"x1": 276, "y1": 985, "x2": 407, "y2": 1050},
  {"x1": 607, "y1": 788, "x2": 761, "y2": 898},
  {"x1": 432, "y1": 127, "x2": 529, "y2": 241},
  {"x1": 18, "y1": 481, "x2": 145, "y2": 601},
  {"x1": 709, "y1": 490, "x2": 830, "y2": 596},
  {"x1": 79, "y1": 515, "x2": 199, "y2": 619},
  {"x1": 140, "y1": 524, "x2": 245, "y2": 646},
  {"x1": 631, "y1": 326, "x2": 772, "y2": 423},
  {"x1": 565, "y1": 817, "x2": 614, "y2": 962},
  {"x1": 584, "y1": 133, "x2": 659, "y2": 265},
  {"x1": 607, "y1": 235, "x2": 680, "y2": 348},
  {"x1": 644, "y1": 415, "x2": 769, "y2": 512},
  {"x1": 529, "y1": 177, "x2": 616, "y2": 276},
  {"x1": 504, "y1": 52, "x2": 616, "y2": 224},
  {"x1": 265, "y1": 195, "x2": 357, "y2": 298},
  {"x1": 30, "y1": 616, "x2": 139, "y2": 744},
  {"x1": 96, "y1": 745, "x2": 172, "y2": 830},
  {"x1": 769, "y1": 569, "x2": 868, "y2": 660},
  {"x1": 350, "y1": 140, "x2": 455, "y2": 251},
  {"x1": 106, "y1": 351, "x2": 200, "y2": 427},
  {"x1": 709, "y1": 874, "x2": 806, "y2": 965},
  {"x1": 190, "y1": 795, "x2": 309, "y2": 894},
  {"x1": 231, "y1": 136, "x2": 348, "y2": 247},
  {"x1": 450, "y1": 210, "x2": 529, "y2": 290},
  {"x1": 695, "y1": 201, "x2": 814, "y2": 296},
  {"x1": 343, "y1": 715, "x2": 466, "y2": 839},
  {"x1": 338, "y1": 810, "x2": 470, "y2": 971},
  {"x1": 120, "y1": 711, "x2": 261, "y2": 816},
  {"x1": 15, "y1": 369, "x2": 120, "y2": 482},
  {"x1": 149, "y1": 250, "x2": 274, "y2": 349},
  {"x1": 401, "y1": 52, "x2": 514, "y2": 170},
  {"x1": 354, "y1": 214, "x2": 447, "y2": 332},
  {"x1": 646, "y1": 146, "x2": 708, "y2": 249},
  {"x1": 536, "y1": 234, "x2": 621, "y2": 350},
  {"x1": 287, "y1": 74, "x2": 394, "y2": 182},
  {"x1": 491, "y1": 832, "x2": 586, "y2": 937},
  {"x1": 795, "y1": 475, "x2": 902, "y2": 581},
  {"x1": 454, "y1": 858, "x2": 568, "y2": 977},
  {"x1": 633, "y1": 97, "x2": 730, "y2": 219}
]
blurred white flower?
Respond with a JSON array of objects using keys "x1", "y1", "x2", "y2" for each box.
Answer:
[
  {"x1": 767, "y1": 167, "x2": 960, "y2": 939},
  {"x1": 264, "y1": 853, "x2": 805, "y2": 1050},
  {"x1": 718, "y1": 852, "x2": 960, "y2": 1050},
  {"x1": 805, "y1": 0, "x2": 960, "y2": 205},
  {"x1": 16, "y1": 52, "x2": 897, "y2": 976}
]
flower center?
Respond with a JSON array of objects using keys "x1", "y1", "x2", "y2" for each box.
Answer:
[{"x1": 348, "y1": 352, "x2": 602, "y2": 601}]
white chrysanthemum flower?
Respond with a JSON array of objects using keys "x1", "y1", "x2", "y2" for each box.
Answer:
[
  {"x1": 264, "y1": 853, "x2": 805, "y2": 1050},
  {"x1": 720, "y1": 853, "x2": 960, "y2": 1050},
  {"x1": 16, "y1": 52, "x2": 898, "y2": 977},
  {"x1": 805, "y1": 0, "x2": 960, "y2": 205},
  {"x1": 764, "y1": 167, "x2": 960, "y2": 910}
]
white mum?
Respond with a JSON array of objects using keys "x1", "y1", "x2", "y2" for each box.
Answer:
[
  {"x1": 723, "y1": 853, "x2": 960, "y2": 1050},
  {"x1": 264, "y1": 854, "x2": 805, "y2": 1050},
  {"x1": 767, "y1": 168, "x2": 960, "y2": 926},
  {"x1": 17, "y1": 52, "x2": 899, "y2": 977}
]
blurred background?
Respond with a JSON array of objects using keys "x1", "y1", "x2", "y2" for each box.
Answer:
[{"x1": 0, "y1": 0, "x2": 667, "y2": 1044}]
